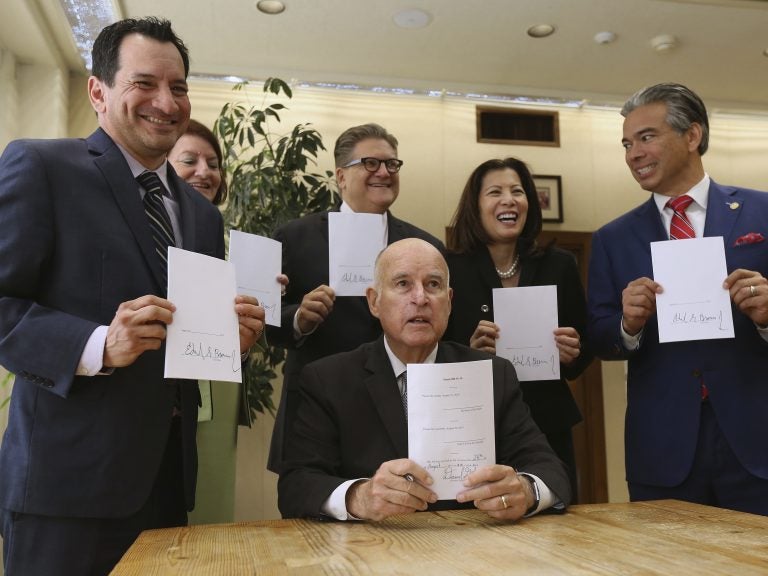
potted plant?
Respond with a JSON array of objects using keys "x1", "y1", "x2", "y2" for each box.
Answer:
[{"x1": 214, "y1": 77, "x2": 338, "y2": 422}]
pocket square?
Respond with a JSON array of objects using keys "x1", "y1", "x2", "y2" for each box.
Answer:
[{"x1": 734, "y1": 232, "x2": 765, "y2": 246}]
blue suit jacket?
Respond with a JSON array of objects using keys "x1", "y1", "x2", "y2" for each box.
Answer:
[
  {"x1": 587, "y1": 181, "x2": 768, "y2": 487},
  {"x1": 0, "y1": 129, "x2": 224, "y2": 517}
]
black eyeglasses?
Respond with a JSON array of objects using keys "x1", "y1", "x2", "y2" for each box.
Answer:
[{"x1": 343, "y1": 157, "x2": 404, "y2": 174}]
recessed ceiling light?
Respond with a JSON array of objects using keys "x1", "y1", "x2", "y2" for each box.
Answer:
[
  {"x1": 393, "y1": 9, "x2": 432, "y2": 29},
  {"x1": 527, "y1": 24, "x2": 556, "y2": 38},
  {"x1": 594, "y1": 31, "x2": 617, "y2": 45},
  {"x1": 256, "y1": 0, "x2": 286, "y2": 15},
  {"x1": 650, "y1": 34, "x2": 677, "y2": 52}
]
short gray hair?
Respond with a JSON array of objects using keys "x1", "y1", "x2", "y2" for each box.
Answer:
[
  {"x1": 621, "y1": 83, "x2": 709, "y2": 155},
  {"x1": 333, "y1": 123, "x2": 399, "y2": 168}
]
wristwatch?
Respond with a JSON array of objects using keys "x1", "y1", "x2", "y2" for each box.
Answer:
[{"x1": 521, "y1": 474, "x2": 540, "y2": 515}]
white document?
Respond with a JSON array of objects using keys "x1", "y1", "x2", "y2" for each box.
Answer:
[
  {"x1": 407, "y1": 360, "x2": 495, "y2": 500},
  {"x1": 165, "y1": 247, "x2": 242, "y2": 383},
  {"x1": 328, "y1": 212, "x2": 386, "y2": 296},
  {"x1": 651, "y1": 236, "x2": 734, "y2": 343},
  {"x1": 492, "y1": 286, "x2": 560, "y2": 381},
  {"x1": 229, "y1": 230, "x2": 282, "y2": 327}
]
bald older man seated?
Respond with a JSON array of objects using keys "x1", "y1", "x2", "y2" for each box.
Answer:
[{"x1": 278, "y1": 238, "x2": 570, "y2": 521}]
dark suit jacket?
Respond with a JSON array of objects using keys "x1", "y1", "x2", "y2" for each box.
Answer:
[
  {"x1": 444, "y1": 246, "x2": 589, "y2": 436},
  {"x1": 587, "y1": 181, "x2": 768, "y2": 487},
  {"x1": 277, "y1": 338, "x2": 572, "y2": 518},
  {"x1": 0, "y1": 128, "x2": 224, "y2": 518},
  {"x1": 266, "y1": 210, "x2": 444, "y2": 471}
]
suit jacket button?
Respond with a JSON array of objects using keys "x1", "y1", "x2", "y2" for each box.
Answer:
[{"x1": 481, "y1": 305, "x2": 489, "y2": 313}]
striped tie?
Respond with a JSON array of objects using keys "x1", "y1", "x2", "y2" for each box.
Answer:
[
  {"x1": 398, "y1": 371, "x2": 408, "y2": 419},
  {"x1": 667, "y1": 195, "x2": 695, "y2": 240},
  {"x1": 136, "y1": 171, "x2": 176, "y2": 288}
]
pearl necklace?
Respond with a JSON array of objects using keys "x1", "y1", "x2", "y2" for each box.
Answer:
[{"x1": 495, "y1": 254, "x2": 520, "y2": 279}]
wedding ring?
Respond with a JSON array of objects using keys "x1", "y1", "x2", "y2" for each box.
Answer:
[
  {"x1": 500, "y1": 494, "x2": 509, "y2": 509},
  {"x1": 750, "y1": 285, "x2": 757, "y2": 297}
]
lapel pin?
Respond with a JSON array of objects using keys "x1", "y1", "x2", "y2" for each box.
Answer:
[{"x1": 729, "y1": 202, "x2": 740, "y2": 210}]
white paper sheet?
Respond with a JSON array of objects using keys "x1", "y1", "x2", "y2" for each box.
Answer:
[
  {"x1": 651, "y1": 236, "x2": 734, "y2": 343},
  {"x1": 165, "y1": 247, "x2": 242, "y2": 382},
  {"x1": 492, "y1": 286, "x2": 560, "y2": 381},
  {"x1": 229, "y1": 230, "x2": 282, "y2": 327},
  {"x1": 407, "y1": 360, "x2": 495, "y2": 500},
  {"x1": 328, "y1": 212, "x2": 386, "y2": 296}
]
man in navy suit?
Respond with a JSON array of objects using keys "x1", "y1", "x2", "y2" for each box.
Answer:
[
  {"x1": 587, "y1": 83, "x2": 768, "y2": 515},
  {"x1": 0, "y1": 18, "x2": 264, "y2": 575},
  {"x1": 267, "y1": 123, "x2": 444, "y2": 473}
]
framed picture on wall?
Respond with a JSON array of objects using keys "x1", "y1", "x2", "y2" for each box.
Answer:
[{"x1": 533, "y1": 174, "x2": 563, "y2": 223}]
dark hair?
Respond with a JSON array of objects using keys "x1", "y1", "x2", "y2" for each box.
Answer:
[
  {"x1": 91, "y1": 17, "x2": 190, "y2": 87},
  {"x1": 447, "y1": 157, "x2": 543, "y2": 257},
  {"x1": 183, "y1": 119, "x2": 228, "y2": 205},
  {"x1": 333, "y1": 123, "x2": 399, "y2": 167},
  {"x1": 621, "y1": 82, "x2": 709, "y2": 155}
]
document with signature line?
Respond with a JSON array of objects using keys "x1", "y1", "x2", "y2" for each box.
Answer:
[
  {"x1": 407, "y1": 360, "x2": 495, "y2": 500},
  {"x1": 229, "y1": 230, "x2": 282, "y2": 327},
  {"x1": 165, "y1": 247, "x2": 242, "y2": 383},
  {"x1": 651, "y1": 236, "x2": 734, "y2": 343},
  {"x1": 328, "y1": 212, "x2": 386, "y2": 296},
  {"x1": 493, "y1": 285, "x2": 559, "y2": 381}
]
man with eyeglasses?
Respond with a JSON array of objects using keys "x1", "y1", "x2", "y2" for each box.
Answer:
[{"x1": 267, "y1": 123, "x2": 444, "y2": 473}]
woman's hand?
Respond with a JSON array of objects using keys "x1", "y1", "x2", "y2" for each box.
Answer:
[{"x1": 469, "y1": 320, "x2": 500, "y2": 354}]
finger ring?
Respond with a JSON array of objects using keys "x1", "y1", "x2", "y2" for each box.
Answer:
[
  {"x1": 750, "y1": 285, "x2": 757, "y2": 297},
  {"x1": 500, "y1": 494, "x2": 509, "y2": 509}
]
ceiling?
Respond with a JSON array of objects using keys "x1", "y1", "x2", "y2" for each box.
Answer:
[{"x1": 4, "y1": 0, "x2": 768, "y2": 112}]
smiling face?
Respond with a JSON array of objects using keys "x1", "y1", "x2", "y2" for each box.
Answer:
[
  {"x1": 169, "y1": 133, "x2": 222, "y2": 203},
  {"x1": 621, "y1": 101, "x2": 704, "y2": 197},
  {"x1": 478, "y1": 168, "x2": 529, "y2": 246},
  {"x1": 88, "y1": 33, "x2": 190, "y2": 169},
  {"x1": 336, "y1": 138, "x2": 400, "y2": 214},
  {"x1": 366, "y1": 239, "x2": 452, "y2": 364}
]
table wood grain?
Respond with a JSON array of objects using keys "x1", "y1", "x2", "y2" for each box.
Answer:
[{"x1": 111, "y1": 500, "x2": 768, "y2": 575}]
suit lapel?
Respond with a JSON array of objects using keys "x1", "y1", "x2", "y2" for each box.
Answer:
[
  {"x1": 632, "y1": 195, "x2": 668, "y2": 248},
  {"x1": 88, "y1": 129, "x2": 165, "y2": 291},
  {"x1": 363, "y1": 338, "x2": 408, "y2": 455},
  {"x1": 704, "y1": 181, "x2": 741, "y2": 243}
]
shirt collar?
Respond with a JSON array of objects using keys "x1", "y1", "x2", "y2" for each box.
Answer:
[
  {"x1": 116, "y1": 143, "x2": 173, "y2": 198},
  {"x1": 653, "y1": 173, "x2": 710, "y2": 213},
  {"x1": 383, "y1": 336, "x2": 438, "y2": 378}
]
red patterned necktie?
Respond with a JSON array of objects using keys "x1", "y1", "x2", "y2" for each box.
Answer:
[{"x1": 667, "y1": 195, "x2": 695, "y2": 240}]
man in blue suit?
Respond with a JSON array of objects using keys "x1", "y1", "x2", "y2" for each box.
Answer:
[
  {"x1": 0, "y1": 18, "x2": 265, "y2": 575},
  {"x1": 587, "y1": 83, "x2": 768, "y2": 515}
]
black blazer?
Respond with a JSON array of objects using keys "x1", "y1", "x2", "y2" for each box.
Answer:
[
  {"x1": 278, "y1": 338, "x2": 572, "y2": 518},
  {"x1": 444, "y1": 245, "x2": 591, "y2": 433},
  {"x1": 266, "y1": 210, "x2": 444, "y2": 471}
]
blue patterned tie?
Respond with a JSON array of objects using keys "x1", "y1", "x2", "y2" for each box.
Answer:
[{"x1": 136, "y1": 171, "x2": 176, "y2": 288}]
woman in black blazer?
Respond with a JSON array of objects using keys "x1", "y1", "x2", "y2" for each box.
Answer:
[{"x1": 443, "y1": 157, "x2": 593, "y2": 500}]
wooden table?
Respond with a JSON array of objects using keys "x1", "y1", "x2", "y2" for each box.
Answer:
[{"x1": 111, "y1": 500, "x2": 768, "y2": 575}]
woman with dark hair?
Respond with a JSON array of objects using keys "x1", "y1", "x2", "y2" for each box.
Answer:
[
  {"x1": 169, "y1": 119, "x2": 228, "y2": 205},
  {"x1": 444, "y1": 157, "x2": 592, "y2": 500}
]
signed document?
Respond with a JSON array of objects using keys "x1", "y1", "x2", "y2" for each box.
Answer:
[
  {"x1": 165, "y1": 247, "x2": 242, "y2": 383},
  {"x1": 229, "y1": 230, "x2": 282, "y2": 327},
  {"x1": 651, "y1": 236, "x2": 734, "y2": 343},
  {"x1": 328, "y1": 212, "x2": 386, "y2": 296},
  {"x1": 407, "y1": 360, "x2": 495, "y2": 500},
  {"x1": 492, "y1": 286, "x2": 560, "y2": 381}
]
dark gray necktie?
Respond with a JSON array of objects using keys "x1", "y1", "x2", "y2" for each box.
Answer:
[
  {"x1": 398, "y1": 371, "x2": 408, "y2": 417},
  {"x1": 136, "y1": 171, "x2": 176, "y2": 287}
]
